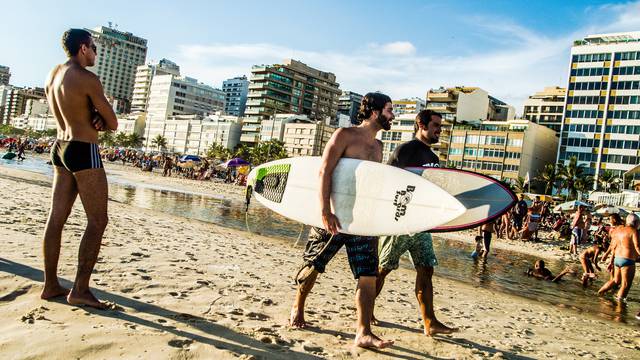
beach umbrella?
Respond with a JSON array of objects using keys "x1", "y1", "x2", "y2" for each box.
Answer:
[
  {"x1": 179, "y1": 154, "x2": 201, "y2": 162},
  {"x1": 223, "y1": 157, "x2": 249, "y2": 167},
  {"x1": 553, "y1": 200, "x2": 592, "y2": 213},
  {"x1": 595, "y1": 206, "x2": 628, "y2": 217}
]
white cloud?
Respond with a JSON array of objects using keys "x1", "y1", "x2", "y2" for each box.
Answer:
[{"x1": 170, "y1": 1, "x2": 640, "y2": 115}]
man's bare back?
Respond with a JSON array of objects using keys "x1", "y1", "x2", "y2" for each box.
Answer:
[
  {"x1": 611, "y1": 226, "x2": 640, "y2": 261},
  {"x1": 46, "y1": 63, "x2": 115, "y2": 143}
]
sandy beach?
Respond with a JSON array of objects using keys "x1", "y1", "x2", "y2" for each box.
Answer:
[{"x1": 1, "y1": 165, "x2": 639, "y2": 359}]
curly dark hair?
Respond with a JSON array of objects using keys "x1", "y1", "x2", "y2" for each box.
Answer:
[
  {"x1": 355, "y1": 92, "x2": 391, "y2": 123},
  {"x1": 62, "y1": 29, "x2": 93, "y2": 57},
  {"x1": 414, "y1": 109, "x2": 442, "y2": 133}
]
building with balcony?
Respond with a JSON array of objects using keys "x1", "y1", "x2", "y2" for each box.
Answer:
[
  {"x1": 1, "y1": 86, "x2": 46, "y2": 124},
  {"x1": 86, "y1": 25, "x2": 148, "y2": 113},
  {"x1": 131, "y1": 59, "x2": 180, "y2": 113},
  {"x1": 558, "y1": 32, "x2": 640, "y2": 187},
  {"x1": 258, "y1": 114, "x2": 311, "y2": 142},
  {"x1": 144, "y1": 113, "x2": 242, "y2": 154},
  {"x1": 523, "y1": 86, "x2": 566, "y2": 134},
  {"x1": 337, "y1": 91, "x2": 363, "y2": 125},
  {"x1": 242, "y1": 59, "x2": 341, "y2": 144},
  {"x1": 376, "y1": 113, "x2": 422, "y2": 163},
  {"x1": 393, "y1": 97, "x2": 425, "y2": 116},
  {"x1": 282, "y1": 120, "x2": 336, "y2": 157},
  {"x1": 222, "y1": 76, "x2": 249, "y2": 117},
  {"x1": 0, "y1": 65, "x2": 10, "y2": 85},
  {"x1": 25, "y1": 99, "x2": 49, "y2": 117},
  {"x1": 426, "y1": 86, "x2": 512, "y2": 162},
  {"x1": 447, "y1": 120, "x2": 558, "y2": 185}
]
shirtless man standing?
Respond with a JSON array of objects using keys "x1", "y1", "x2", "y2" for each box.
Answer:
[
  {"x1": 41, "y1": 29, "x2": 117, "y2": 309},
  {"x1": 289, "y1": 92, "x2": 393, "y2": 349},
  {"x1": 598, "y1": 214, "x2": 640, "y2": 300},
  {"x1": 569, "y1": 205, "x2": 586, "y2": 255}
]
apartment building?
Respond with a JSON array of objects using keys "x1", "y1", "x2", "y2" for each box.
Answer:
[
  {"x1": 86, "y1": 25, "x2": 148, "y2": 113},
  {"x1": 222, "y1": 76, "x2": 249, "y2": 116},
  {"x1": 0, "y1": 65, "x2": 10, "y2": 85},
  {"x1": 1, "y1": 87, "x2": 46, "y2": 124},
  {"x1": 558, "y1": 32, "x2": 640, "y2": 186},
  {"x1": 376, "y1": 113, "x2": 421, "y2": 163},
  {"x1": 426, "y1": 86, "x2": 512, "y2": 162},
  {"x1": 337, "y1": 91, "x2": 363, "y2": 125},
  {"x1": 393, "y1": 97, "x2": 425, "y2": 116},
  {"x1": 258, "y1": 114, "x2": 311, "y2": 142},
  {"x1": 146, "y1": 74, "x2": 225, "y2": 121},
  {"x1": 447, "y1": 120, "x2": 558, "y2": 185},
  {"x1": 131, "y1": 59, "x2": 180, "y2": 113},
  {"x1": 144, "y1": 114, "x2": 242, "y2": 154},
  {"x1": 242, "y1": 59, "x2": 341, "y2": 144},
  {"x1": 523, "y1": 86, "x2": 566, "y2": 134},
  {"x1": 282, "y1": 120, "x2": 336, "y2": 157}
]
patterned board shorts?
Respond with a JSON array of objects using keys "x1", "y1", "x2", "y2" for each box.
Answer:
[
  {"x1": 379, "y1": 232, "x2": 438, "y2": 270},
  {"x1": 301, "y1": 227, "x2": 378, "y2": 279}
]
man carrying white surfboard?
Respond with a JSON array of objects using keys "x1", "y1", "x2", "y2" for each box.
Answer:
[
  {"x1": 375, "y1": 109, "x2": 458, "y2": 336},
  {"x1": 289, "y1": 92, "x2": 394, "y2": 349}
]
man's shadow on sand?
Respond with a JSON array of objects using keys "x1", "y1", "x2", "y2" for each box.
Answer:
[{"x1": 0, "y1": 257, "x2": 322, "y2": 360}]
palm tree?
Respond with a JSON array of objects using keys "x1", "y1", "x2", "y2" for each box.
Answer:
[
  {"x1": 114, "y1": 132, "x2": 129, "y2": 147},
  {"x1": 535, "y1": 163, "x2": 558, "y2": 195},
  {"x1": 513, "y1": 176, "x2": 526, "y2": 194},
  {"x1": 206, "y1": 143, "x2": 231, "y2": 161},
  {"x1": 558, "y1": 156, "x2": 590, "y2": 200},
  {"x1": 126, "y1": 133, "x2": 144, "y2": 149},
  {"x1": 597, "y1": 170, "x2": 621, "y2": 193},
  {"x1": 233, "y1": 143, "x2": 252, "y2": 162},
  {"x1": 98, "y1": 131, "x2": 115, "y2": 147},
  {"x1": 151, "y1": 134, "x2": 167, "y2": 152}
]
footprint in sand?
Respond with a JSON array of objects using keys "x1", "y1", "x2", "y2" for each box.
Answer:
[
  {"x1": 21, "y1": 306, "x2": 49, "y2": 324},
  {"x1": 167, "y1": 338, "x2": 193, "y2": 348}
]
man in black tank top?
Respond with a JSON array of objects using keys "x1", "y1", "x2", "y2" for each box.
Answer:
[{"x1": 375, "y1": 110, "x2": 458, "y2": 336}]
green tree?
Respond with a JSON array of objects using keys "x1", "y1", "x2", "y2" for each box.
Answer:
[
  {"x1": 151, "y1": 134, "x2": 168, "y2": 152},
  {"x1": 535, "y1": 163, "x2": 558, "y2": 195},
  {"x1": 206, "y1": 143, "x2": 231, "y2": 161},
  {"x1": 233, "y1": 143, "x2": 252, "y2": 162},
  {"x1": 558, "y1": 156, "x2": 591, "y2": 200},
  {"x1": 597, "y1": 170, "x2": 621, "y2": 193},
  {"x1": 98, "y1": 131, "x2": 115, "y2": 147},
  {"x1": 249, "y1": 140, "x2": 288, "y2": 165},
  {"x1": 513, "y1": 176, "x2": 527, "y2": 194},
  {"x1": 114, "y1": 132, "x2": 129, "y2": 147},
  {"x1": 126, "y1": 133, "x2": 144, "y2": 149}
]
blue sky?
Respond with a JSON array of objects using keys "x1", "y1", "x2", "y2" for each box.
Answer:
[{"x1": 2, "y1": 0, "x2": 640, "y2": 112}]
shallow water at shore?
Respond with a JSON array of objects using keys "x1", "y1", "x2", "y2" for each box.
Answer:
[{"x1": 1, "y1": 157, "x2": 639, "y2": 325}]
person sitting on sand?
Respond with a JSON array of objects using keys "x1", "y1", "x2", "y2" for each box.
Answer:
[
  {"x1": 525, "y1": 260, "x2": 574, "y2": 282},
  {"x1": 598, "y1": 214, "x2": 640, "y2": 301}
]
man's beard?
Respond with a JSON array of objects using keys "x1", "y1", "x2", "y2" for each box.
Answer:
[{"x1": 377, "y1": 113, "x2": 392, "y2": 131}]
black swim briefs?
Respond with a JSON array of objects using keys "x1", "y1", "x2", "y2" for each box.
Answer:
[
  {"x1": 301, "y1": 227, "x2": 378, "y2": 279},
  {"x1": 50, "y1": 140, "x2": 103, "y2": 173}
]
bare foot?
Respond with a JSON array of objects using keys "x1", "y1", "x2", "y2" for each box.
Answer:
[
  {"x1": 289, "y1": 307, "x2": 306, "y2": 328},
  {"x1": 354, "y1": 332, "x2": 393, "y2": 349},
  {"x1": 40, "y1": 284, "x2": 70, "y2": 300},
  {"x1": 67, "y1": 289, "x2": 108, "y2": 309},
  {"x1": 425, "y1": 321, "x2": 458, "y2": 336}
]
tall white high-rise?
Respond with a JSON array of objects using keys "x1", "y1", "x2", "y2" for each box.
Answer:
[
  {"x1": 557, "y1": 32, "x2": 640, "y2": 185},
  {"x1": 131, "y1": 59, "x2": 180, "y2": 113},
  {"x1": 86, "y1": 25, "x2": 148, "y2": 113}
]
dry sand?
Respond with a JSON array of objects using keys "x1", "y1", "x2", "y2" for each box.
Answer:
[{"x1": 0, "y1": 165, "x2": 639, "y2": 359}]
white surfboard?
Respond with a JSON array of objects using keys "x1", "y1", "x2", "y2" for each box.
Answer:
[
  {"x1": 405, "y1": 167, "x2": 517, "y2": 232},
  {"x1": 247, "y1": 157, "x2": 465, "y2": 236}
]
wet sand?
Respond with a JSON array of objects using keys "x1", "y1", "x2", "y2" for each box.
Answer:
[{"x1": 0, "y1": 165, "x2": 639, "y2": 359}]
